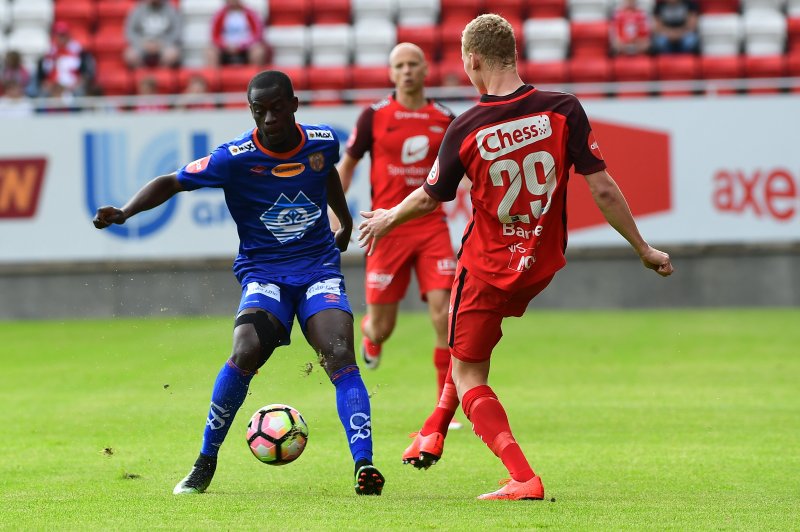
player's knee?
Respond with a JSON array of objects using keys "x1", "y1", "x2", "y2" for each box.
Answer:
[
  {"x1": 318, "y1": 342, "x2": 356, "y2": 376},
  {"x1": 233, "y1": 311, "x2": 281, "y2": 371},
  {"x1": 369, "y1": 317, "x2": 395, "y2": 343}
]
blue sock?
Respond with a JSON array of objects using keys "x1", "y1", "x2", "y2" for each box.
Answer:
[
  {"x1": 331, "y1": 365, "x2": 373, "y2": 465},
  {"x1": 200, "y1": 359, "x2": 255, "y2": 457}
]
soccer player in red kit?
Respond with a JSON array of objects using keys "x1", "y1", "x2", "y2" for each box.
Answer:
[
  {"x1": 337, "y1": 43, "x2": 460, "y2": 423},
  {"x1": 359, "y1": 14, "x2": 674, "y2": 500}
]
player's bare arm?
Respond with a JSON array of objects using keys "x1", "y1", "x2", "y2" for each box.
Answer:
[
  {"x1": 326, "y1": 166, "x2": 352, "y2": 252},
  {"x1": 357, "y1": 186, "x2": 440, "y2": 255},
  {"x1": 336, "y1": 153, "x2": 359, "y2": 194},
  {"x1": 93, "y1": 173, "x2": 183, "y2": 229},
  {"x1": 584, "y1": 169, "x2": 674, "y2": 277}
]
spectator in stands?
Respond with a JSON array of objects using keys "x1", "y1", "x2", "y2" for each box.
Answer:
[
  {"x1": 651, "y1": 0, "x2": 700, "y2": 54},
  {"x1": 610, "y1": 0, "x2": 652, "y2": 56},
  {"x1": 135, "y1": 74, "x2": 170, "y2": 112},
  {"x1": 177, "y1": 73, "x2": 217, "y2": 110},
  {"x1": 0, "y1": 80, "x2": 34, "y2": 117},
  {"x1": 124, "y1": 0, "x2": 182, "y2": 68},
  {"x1": 34, "y1": 22, "x2": 96, "y2": 98},
  {"x1": 208, "y1": 0, "x2": 268, "y2": 67},
  {"x1": 1, "y1": 51, "x2": 32, "y2": 96}
]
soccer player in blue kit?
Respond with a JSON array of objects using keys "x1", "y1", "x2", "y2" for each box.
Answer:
[{"x1": 93, "y1": 71, "x2": 385, "y2": 496}]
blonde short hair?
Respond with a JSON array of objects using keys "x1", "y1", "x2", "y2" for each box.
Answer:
[{"x1": 461, "y1": 14, "x2": 517, "y2": 70}]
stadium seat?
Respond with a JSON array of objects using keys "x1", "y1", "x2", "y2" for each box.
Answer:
[
  {"x1": 265, "y1": 25, "x2": 309, "y2": 67},
  {"x1": 96, "y1": 65, "x2": 135, "y2": 96},
  {"x1": 92, "y1": 24, "x2": 128, "y2": 70},
  {"x1": 787, "y1": 16, "x2": 800, "y2": 51},
  {"x1": 219, "y1": 65, "x2": 263, "y2": 93},
  {"x1": 396, "y1": 25, "x2": 441, "y2": 63},
  {"x1": 10, "y1": 0, "x2": 54, "y2": 31},
  {"x1": 744, "y1": 55, "x2": 787, "y2": 93},
  {"x1": 612, "y1": 55, "x2": 655, "y2": 97},
  {"x1": 310, "y1": 0, "x2": 351, "y2": 25},
  {"x1": 7, "y1": 27, "x2": 50, "y2": 68},
  {"x1": 699, "y1": 13, "x2": 743, "y2": 56},
  {"x1": 307, "y1": 65, "x2": 352, "y2": 105},
  {"x1": 570, "y1": 20, "x2": 610, "y2": 58},
  {"x1": 425, "y1": 61, "x2": 442, "y2": 86},
  {"x1": 350, "y1": 65, "x2": 392, "y2": 89},
  {"x1": 740, "y1": 0, "x2": 786, "y2": 12},
  {"x1": 353, "y1": 20, "x2": 397, "y2": 66},
  {"x1": 268, "y1": 0, "x2": 309, "y2": 25},
  {"x1": 178, "y1": 67, "x2": 221, "y2": 93},
  {"x1": 438, "y1": 61, "x2": 470, "y2": 86},
  {"x1": 440, "y1": 18, "x2": 468, "y2": 63},
  {"x1": 523, "y1": 17, "x2": 571, "y2": 62},
  {"x1": 180, "y1": 0, "x2": 220, "y2": 24},
  {"x1": 700, "y1": 55, "x2": 744, "y2": 94},
  {"x1": 656, "y1": 54, "x2": 701, "y2": 96},
  {"x1": 567, "y1": 0, "x2": 611, "y2": 22},
  {"x1": 350, "y1": 0, "x2": 396, "y2": 24},
  {"x1": 309, "y1": 24, "x2": 353, "y2": 66},
  {"x1": 699, "y1": 0, "x2": 741, "y2": 13},
  {"x1": 743, "y1": 9, "x2": 787, "y2": 56},
  {"x1": 523, "y1": 60, "x2": 569, "y2": 85},
  {"x1": 53, "y1": 1, "x2": 96, "y2": 36},
  {"x1": 134, "y1": 68, "x2": 179, "y2": 95},
  {"x1": 440, "y1": 0, "x2": 481, "y2": 25},
  {"x1": 787, "y1": 50, "x2": 800, "y2": 76},
  {"x1": 182, "y1": 18, "x2": 214, "y2": 68},
  {"x1": 569, "y1": 56, "x2": 611, "y2": 98},
  {"x1": 528, "y1": 0, "x2": 566, "y2": 18},
  {"x1": 95, "y1": 1, "x2": 136, "y2": 30},
  {"x1": 396, "y1": 0, "x2": 439, "y2": 27},
  {"x1": 482, "y1": 0, "x2": 528, "y2": 20}
]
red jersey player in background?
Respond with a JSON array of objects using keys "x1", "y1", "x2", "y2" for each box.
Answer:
[
  {"x1": 359, "y1": 14, "x2": 674, "y2": 500},
  {"x1": 337, "y1": 43, "x2": 462, "y2": 427}
]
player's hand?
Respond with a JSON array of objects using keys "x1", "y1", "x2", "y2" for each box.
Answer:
[
  {"x1": 93, "y1": 206, "x2": 126, "y2": 229},
  {"x1": 639, "y1": 246, "x2": 674, "y2": 277},
  {"x1": 334, "y1": 225, "x2": 352, "y2": 252},
  {"x1": 358, "y1": 209, "x2": 391, "y2": 256}
]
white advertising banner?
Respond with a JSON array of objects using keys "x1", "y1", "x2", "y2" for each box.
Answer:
[{"x1": 0, "y1": 95, "x2": 798, "y2": 264}]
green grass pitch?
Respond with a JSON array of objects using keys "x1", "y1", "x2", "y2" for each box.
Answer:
[{"x1": 1, "y1": 309, "x2": 798, "y2": 530}]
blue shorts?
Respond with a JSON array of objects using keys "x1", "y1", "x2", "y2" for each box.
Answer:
[{"x1": 237, "y1": 271, "x2": 353, "y2": 345}]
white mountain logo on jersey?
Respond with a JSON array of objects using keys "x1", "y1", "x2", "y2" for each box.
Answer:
[
  {"x1": 260, "y1": 191, "x2": 322, "y2": 244},
  {"x1": 401, "y1": 135, "x2": 430, "y2": 164}
]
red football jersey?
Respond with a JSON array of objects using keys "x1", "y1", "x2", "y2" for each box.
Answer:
[
  {"x1": 424, "y1": 85, "x2": 606, "y2": 291},
  {"x1": 346, "y1": 94, "x2": 455, "y2": 232}
]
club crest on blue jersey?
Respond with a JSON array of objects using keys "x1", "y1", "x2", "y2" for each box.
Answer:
[
  {"x1": 260, "y1": 191, "x2": 322, "y2": 244},
  {"x1": 308, "y1": 152, "x2": 325, "y2": 172}
]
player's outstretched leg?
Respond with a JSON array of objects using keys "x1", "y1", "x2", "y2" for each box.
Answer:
[
  {"x1": 174, "y1": 358, "x2": 255, "y2": 494},
  {"x1": 402, "y1": 367, "x2": 459, "y2": 469},
  {"x1": 360, "y1": 315, "x2": 382, "y2": 370},
  {"x1": 462, "y1": 384, "x2": 544, "y2": 501},
  {"x1": 354, "y1": 460, "x2": 385, "y2": 495},
  {"x1": 173, "y1": 453, "x2": 217, "y2": 494}
]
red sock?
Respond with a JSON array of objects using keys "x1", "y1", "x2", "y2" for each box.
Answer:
[
  {"x1": 461, "y1": 385, "x2": 534, "y2": 483},
  {"x1": 433, "y1": 347, "x2": 450, "y2": 397},
  {"x1": 420, "y1": 363, "x2": 458, "y2": 436}
]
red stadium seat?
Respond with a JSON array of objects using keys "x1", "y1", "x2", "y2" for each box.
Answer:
[
  {"x1": 350, "y1": 65, "x2": 391, "y2": 89},
  {"x1": 570, "y1": 21, "x2": 610, "y2": 58},
  {"x1": 54, "y1": 1, "x2": 97, "y2": 36},
  {"x1": 134, "y1": 68, "x2": 178, "y2": 94},
  {"x1": 787, "y1": 17, "x2": 800, "y2": 53},
  {"x1": 440, "y1": 0, "x2": 480, "y2": 25},
  {"x1": 306, "y1": 66, "x2": 352, "y2": 105},
  {"x1": 397, "y1": 25, "x2": 441, "y2": 63},
  {"x1": 96, "y1": 65, "x2": 134, "y2": 96},
  {"x1": 569, "y1": 56, "x2": 611, "y2": 98},
  {"x1": 438, "y1": 61, "x2": 470, "y2": 87},
  {"x1": 744, "y1": 55, "x2": 787, "y2": 94},
  {"x1": 219, "y1": 65, "x2": 263, "y2": 94},
  {"x1": 482, "y1": 0, "x2": 528, "y2": 20},
  {"x1": 698, "y1": 0, "x2": 740, "y2": 13},
  {"x1": 281, "y1": 66, "x2": 309, "y2": 91},
  {"x1": 524, "y1": 60, "x2": 569, "y2": 85},
  {"x1": 612, "y1": 56, "x2": 655, "y2": 97},
  {"x1": 528, "y1": 0, "x2": 565, "y2": 18},
  {"x1": 788, "y1": 52, "x2": 800, "y2": 91},
  {"x1": 440, "y1": 19, "x2": 467, "y2": 63},
  {"x1": 426, "y1": 62, "x2": 442, "y2": 87},
  {"x1": 268, "y1": 0, "x2": 310, "y2": 26},
  {"x1": 178, "y1": 67, "x2": 221, "y2": 93},
  {"x1": 92, "y1": 24, "x2": 128, "y2": 69},
  {"x1": 700, "y1": 55, "x2": 744, "y2": 95},
  {"x1": 309, "y1": 0, "x2": 351, "y2": 25},
  {"x1": 656, "y1": 54, "x2": 700, "y2": 97},
  {"x1": 95, "y1": 1, "x2": 136, "y2": 28}
]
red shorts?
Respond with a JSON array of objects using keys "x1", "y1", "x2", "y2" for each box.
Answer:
[
  {"x1": 365, "y1": 227, "x2": 456, "y2": 304},
  {"x1": 448, "y1": 264, "x2": 554, "y2": 363}
]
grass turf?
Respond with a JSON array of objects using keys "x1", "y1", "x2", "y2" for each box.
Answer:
[{"x1": 0, "y1": 309, "x2": 798, "y2": 530}]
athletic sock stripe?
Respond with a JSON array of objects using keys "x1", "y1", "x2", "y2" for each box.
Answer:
[{"x1": 448, "y1": 266, "x2": 469, "y2": 348}]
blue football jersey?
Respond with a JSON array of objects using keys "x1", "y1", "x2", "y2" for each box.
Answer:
[{"x1": 177, "y1": 124, "x2": 342, "y2": 285}]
